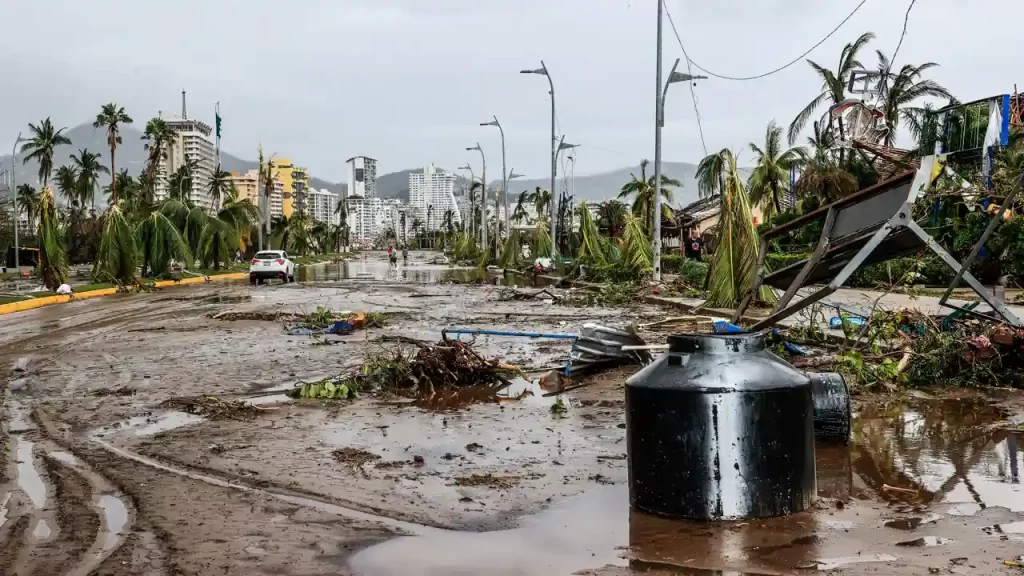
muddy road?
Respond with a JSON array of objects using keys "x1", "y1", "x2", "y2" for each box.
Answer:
[{"x1": 2, "y1": 252, "x2": 1023, "y2": 575}]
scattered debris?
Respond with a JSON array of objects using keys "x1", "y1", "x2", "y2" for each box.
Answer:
[
  {"x1": 453, "y1": 473, "x2": 519, "y2": 489},
  {"x1": 550, "y1": 397, "x2": 568, "y2": 416},
  {"x1": 332, "y1": 448, "x2": 380, "y2": 467},
  {"x1": 161, "y1": 396, "x2": 268, "y2": 421},
  {"x1": 497, "y1": 288, "x2": 561, "y2": 302},
  {"x1": 290, "y1": 379, "x2": 357, "y2": 400},
  {"x1": 465, "y1": 443, "x2": 484, "y2": 453},
  {"x1": 90, "y1": 387, "x2": 136, "y2": 397}
]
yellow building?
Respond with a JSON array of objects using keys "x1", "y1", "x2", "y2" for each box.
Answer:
[
  {"x1": 227, "y1": 170, "x2": 260, "y2": 204},
  {"x1": 269, "y1": 158, "x2": 312, "y2": 217}
]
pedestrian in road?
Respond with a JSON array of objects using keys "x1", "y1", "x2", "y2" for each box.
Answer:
[
  {"x1": 402, "y1": 246, "x2": 409, "y2": 266},
  {"x1": 388, "y1": 245, "x2": 398, "y2": 267}
]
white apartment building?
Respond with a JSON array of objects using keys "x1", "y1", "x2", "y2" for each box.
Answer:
[
  {"x1": 268, "y1": 179, "x2": 285, "y2": 220},
  {"x1": 155, "y1": 117, "x2": 217, "y2": 211},
  {"x1": 345, "y1": 195, "x2": 404, "y2": 242},
  {"x1": 346, "y1": 156, "x2": 377, "y2": 199},
  {"x1": 409, "y1": 163, "x2": 461, "y2": 231},
  {"x1": 308, "y1": 188, "x2": 339, "y2": 225}
]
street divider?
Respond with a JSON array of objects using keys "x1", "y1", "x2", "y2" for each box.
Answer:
[{"x1": 0, "y1": 272, "x2": 249, "y2": 316}]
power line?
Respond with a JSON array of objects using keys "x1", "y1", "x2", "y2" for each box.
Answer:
[
  {"x1": 663, "y1": 0, "x2": 869, "y2": 82},
  {"x1": 683, "y1": 54, "x2": 709, "y2": 157},
  {"x1": 888, "y1": 0, "x2": 917, "y2": 71}
]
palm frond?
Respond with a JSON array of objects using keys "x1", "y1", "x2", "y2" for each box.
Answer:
[{"x1": 94, "y1": 204, "x2": 138, "y2": 284}]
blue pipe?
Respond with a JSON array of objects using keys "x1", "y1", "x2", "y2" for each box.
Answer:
[{"x1": 443, "y1": 328, "x2": 578, "y2": 340}]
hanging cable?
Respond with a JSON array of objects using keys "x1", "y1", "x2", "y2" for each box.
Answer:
[
  {"x1": 663, "y1": 0, "x2": 868, "y2": 81},
  {"x1": 887, "y1": 0, "x2": 917, "y2": 71},
  {"x1": 683, "y1": 56, "x2": 709, "y2": 156}
]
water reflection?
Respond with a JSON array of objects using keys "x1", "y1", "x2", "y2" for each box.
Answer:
[
  {"x1": 296, "y1": 259, "x2": 547, "y2": 287},
  {"x1": 851, "y1": 396, "x2": 1022, "y2": 511}
]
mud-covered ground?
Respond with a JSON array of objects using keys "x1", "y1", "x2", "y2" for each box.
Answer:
[{"x1": 2, "y1": 251, "x2": 1023, "y2": 575}]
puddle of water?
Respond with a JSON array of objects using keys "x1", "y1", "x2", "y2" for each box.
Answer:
[
  {"x1": 49, "y1": 451, "x2": 84, "y2": 467},
  {"x1": 852, "y1": 397, "x2": 1022, "y2": 511},
  {"x1": 32, "y1": 518, "x2": 53, "y2": 540},
  {"x1": 16, "y1": 439, "x2": 47, "y2": 509},
  {"x1": 895, "y1": 535, "x2": 951, "y2": 547},
  {"x1": 295, "y1": 259, "x2": 545, "y2": 287},
  {"x1": 98, "y1": 494, "x2": 128, "y2": 549},
  {"x1": 813, "y1": 554, "x2": 899, "y2": 570},
  {"x1": 0, "y1": 492, "x2": 10, "y2": 528},
  {"x1": 100, "y1": 412, "x2": 205, "y2": 437}
]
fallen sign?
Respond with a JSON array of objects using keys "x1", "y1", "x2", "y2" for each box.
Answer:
[{"x1": 733, "y1": 155, "x2": 1022, "y2": 330}]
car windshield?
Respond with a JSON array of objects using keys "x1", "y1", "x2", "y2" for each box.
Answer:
[{"x1": 255, "y1": 252, "x2": 282, "y2": 260}]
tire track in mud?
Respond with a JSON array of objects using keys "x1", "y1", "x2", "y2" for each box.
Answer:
[{"x1": 2, "y1": 399, "x2": 138, "y2": 576}]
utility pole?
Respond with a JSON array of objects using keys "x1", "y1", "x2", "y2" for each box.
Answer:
[{"x1": 481, "y1": 116, "x2": 506, "y2": 253}]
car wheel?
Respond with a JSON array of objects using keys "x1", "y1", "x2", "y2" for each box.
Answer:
[
  {"x1": 257, "y1": 277, "x2": 265, "y2": 285},
  {"x1": 249, "y1": 277, "x2": 256, "y2": 286}
]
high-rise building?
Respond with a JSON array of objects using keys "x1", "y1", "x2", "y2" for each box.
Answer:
[
  {"x1": 308, "y1": 188, "x2": 339, "y2": 224},
  {"x1": 154, "y1": 117, "x2": 217, "y2": 210},
  {"x1": 227, "y1": 170, "x2": 260, "y2": 205},
  {"x1": 346, "y1": 156, "x2": 377, "y2": 199},
  {"x1": 409, "y1": 163, "x2": 461, "y2": 231},
  {"x1": 270, "y1": 158, "x2": 296, "y2": 217},
  {"x1": 292, "y1": 166, "x2": 310, "y2": 216}
]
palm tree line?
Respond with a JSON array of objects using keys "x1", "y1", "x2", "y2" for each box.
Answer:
[{"x1": 14, "y1": 105, "x2": 263, "y2": 289}]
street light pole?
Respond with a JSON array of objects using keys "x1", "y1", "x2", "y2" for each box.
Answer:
[
  {"x1": 458, "y1": 164, "x2": 475, "y2": 237},
  {"x1": 521, "y1": 61, "x2": 557, "y2": 259},
  {"x1": 480, "y1": 116, "x2": 506, "y2": 253},
  {"x1": 653, "y1": 50, "x2": 707, "y2": 282},
  {"x1": 466, "y1": 143, "x2": 486, "y2": 250},
  {"x1": 11, "y1": 133, "x2": 24, "y2": 271},
  {"x1": 555, "y1": 140, "x2": 577, "y2": 255}
]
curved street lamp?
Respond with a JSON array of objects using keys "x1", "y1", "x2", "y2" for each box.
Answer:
[
  {"x1": 520, "y1": 62, "x2": 557, "y2": 258},
  {"x1": 466, "y1": 143, "x2": 487, "y2": 249}
]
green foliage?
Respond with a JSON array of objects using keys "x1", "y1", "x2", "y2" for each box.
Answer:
[
  {"x1": 291, "y1": 379, "x2": 356, "y2": 400},
  {"x1": 136, "y1": 210, "x2": 193, "y2": 276},
  {"x1": 706, "y1": 152, "x2": 773, "y2": 307},
  {"x1": 94, "y1": 205, "x2": 138, "y2": 284},
  {"x1": 37, "y1": 188, "x2": 68, "y2": 289},
  {"x1": 21, "y1": 118, "x2": 72, "y2": 188},
  {"x1": 838, "y1": 350, "x2": 906, "y2": 388}
]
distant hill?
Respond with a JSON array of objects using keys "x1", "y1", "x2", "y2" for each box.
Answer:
[
  {"x1": 0, "y1": 122, "x2": 345, "y2": 200},
  {"x1": 1, "y1": 122, "x2": 744, "y2": 209}
]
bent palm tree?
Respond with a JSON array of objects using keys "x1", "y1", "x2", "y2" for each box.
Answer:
[
  {"x1": 531, "y1": 187, "x2": 551, "y2": 218},
  {"x1": 706, "y1": 152, "x2": 773, "y2": 307},
  {"x1": 37, "y1": 187, "x2": 68, "y2": 289},
  {"x1": 748, "y1": 121, "x2": 803, "y2": 218},
  {"x1": 788, "y1": 32, "x2": 875, "y2": 145},
  {"x1": 695, "y1": 149, "x2": 735, "y2": 199},
  {"x1": 208, "y1": 168, "x2": 233, "y2": 209},
  {"x1": 21, "y1": 118, "x2": 73, "y2": 188},
  {"x1": 136, "y1": 210, "x2": 193, "y2": 277},
  {"x1": 70, "y1": 149, "x2": 109, "y2": 212},
  {"x1": 94, "y1": 103, "x2": 133, "y2": 203}
]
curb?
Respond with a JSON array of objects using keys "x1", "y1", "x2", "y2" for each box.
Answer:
[{"x1": 0, "y1": 272, "x2": 249, "y2": 316}]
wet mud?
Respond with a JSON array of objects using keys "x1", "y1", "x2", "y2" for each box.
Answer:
[{"x1": 1, "y1": 251, "x2": 1022, "y2": 574}]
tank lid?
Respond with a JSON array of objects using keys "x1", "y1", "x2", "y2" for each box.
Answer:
[{"x1": 667, "y1": 332, "x2": 766, "y2": 354}]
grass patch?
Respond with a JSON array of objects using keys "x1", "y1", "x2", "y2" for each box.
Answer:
[
  {"x1": 27, "y1": 283, "x2": 115, "y2": 298},
  {"x1": 0, "y1": 295, "x2": 32, "y2": 305}
]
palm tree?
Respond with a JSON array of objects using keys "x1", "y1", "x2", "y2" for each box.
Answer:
[
  {"x1": 142, "y1": 117, "x2": 176, "y2": 203},
  {"x1": 94, "y1": 103, "x2": 133, "y2": 203},
  {"x1": 70, "y1": 149, "x2": 109, "y2": 212},
  {"x1": 617, "y1": 159, "x2": 681, "y2": 233},
  {"x1": 208, "y1": 168, "x2": 233, "y2": 209},
  {"x1": 530, "y1": 187, "x2": 551, "y2": 219},
  {"x1": 748, "y1": 121, "x2": 803, "y2": 218},
  {"x1": 167, "y1": 158, "x2": 200, "y2": 204},
  {"x1": 136, "y1": 209, "x2": 193, "y2": 277},
  {"x1": 873, "y1": 53, "x2": 955, "y2": 147},
  {"x1": 512, "y1": 190, "x2": 531, "y2": 223},
  {"x1": 106, "y1": 170, "x2": 141, "y2": 210},
  {"x1": 333, "y1": 199, "x2": 349, "y2": 250},
  {"x1": 788, "y1": 32, "x2": 875, "y2": 146},
  {"x1": 706, "y1": 151, "x2": 773, "y2": 307},
  {"x1": 16, "y1": 184, "x2": 40, "y2": 227},
  {"x1": 55, "y1": 165, "x2": 80, "y2": 208},
  {"x1": 410, "y1": 218, "x2": 423, "y2": 248},
  {"x1": 201, "y1": 187, "x2": 260, "y2": 267},
  {"x1": 596, "y1": 199, "x2": 629, "y2": 237},
  {"x1": 37, "y1": 187, "x2": 68, "y2": 289},
  {"x1": 20, "y1": 118, "x2": 72, "y2": 188},
  {"x1": 794, "y1": 121, "x2": 858, "y2": 203},
  {"x1": 696, "y1": 149, "x2": 734, "y2": 199}
]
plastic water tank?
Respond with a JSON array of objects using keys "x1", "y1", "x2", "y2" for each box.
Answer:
[{"x1": 626, "y1": 332, "x2": 816, "y2": 520}]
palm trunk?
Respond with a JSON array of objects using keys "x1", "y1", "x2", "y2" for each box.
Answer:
[
  {"x1": 110, "y1": 143, "x2": 117, "y2": 204},
  {"x1": 772, "y1": 181, "x2": 782, "y2": 214}
]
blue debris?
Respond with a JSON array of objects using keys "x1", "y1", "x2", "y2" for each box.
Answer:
[
  {"x1": 829, "y1": 315, "x2": 866, "y2": 330},
  {"x1": 712, "y1": 321, "x2": 807, "y2": 355}
]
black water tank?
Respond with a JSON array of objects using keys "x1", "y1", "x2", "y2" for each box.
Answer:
[{"x1": 626, "y1": 332, "x2": 816, "y2": 520}]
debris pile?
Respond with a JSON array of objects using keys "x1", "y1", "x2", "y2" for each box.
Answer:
[
  {"x1": 161, "y1": 395, "x2": 267, "y2": 421},
  {"x1": 782, "y1": 306, "x2": 1024, "y2": 389},
  {"x1": 290, "y1": 340, "x2": 520, "y2": 400}
]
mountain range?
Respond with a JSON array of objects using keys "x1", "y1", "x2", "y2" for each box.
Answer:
[{"x1": 1, "y1": 121, "x2": 743, "y2": 209}]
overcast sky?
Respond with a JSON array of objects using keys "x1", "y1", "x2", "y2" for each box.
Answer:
[{"x1": 1, "y1": 0, "x2": 1020, "y2": 183}]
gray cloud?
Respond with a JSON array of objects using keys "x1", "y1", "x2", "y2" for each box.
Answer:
[{"x1": 1, "y1": 0, "x2": 1020, "y2": 184}]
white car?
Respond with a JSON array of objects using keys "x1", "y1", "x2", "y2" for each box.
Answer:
[{"x1": 249, "y1": 250, "x2": 296, "y2": 285}]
